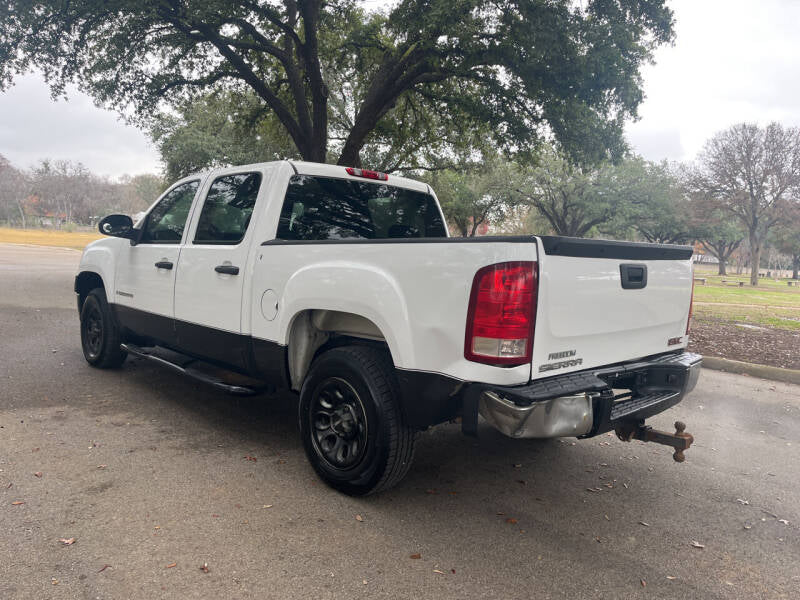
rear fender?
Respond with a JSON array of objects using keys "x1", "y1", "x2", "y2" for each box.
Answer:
[{"x1": 278, "y1": 262, "x2": 411, "y2": 367}]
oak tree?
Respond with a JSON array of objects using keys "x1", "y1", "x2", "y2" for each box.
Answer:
[{"x1": 1, "y1": 0, "x2": 674, "y2": 169}]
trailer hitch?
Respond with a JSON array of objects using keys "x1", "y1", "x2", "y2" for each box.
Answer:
[{"x1": 615, "y1": 421, "x2": 694, "y2": 462}]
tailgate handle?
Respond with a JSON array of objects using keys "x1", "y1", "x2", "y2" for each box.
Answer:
[{"x1": 620, "y1": 263, "x2": 647, "y2": 289}]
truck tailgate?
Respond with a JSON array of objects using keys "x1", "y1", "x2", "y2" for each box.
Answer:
[{"x1": 531, "y1": 236, "x2": 694, "y2": 380}]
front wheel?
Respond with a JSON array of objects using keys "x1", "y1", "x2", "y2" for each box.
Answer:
[
  {"x1": 299, "y1": 346, "x2": 416, "y2": 496},
  {"x1": 80, "y1": 288, "x2": 127, "y2": 368}
]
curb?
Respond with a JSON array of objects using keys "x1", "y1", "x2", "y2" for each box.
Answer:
[{"x1": 701, "y1": 356, "x2": 800, "y2": 385}]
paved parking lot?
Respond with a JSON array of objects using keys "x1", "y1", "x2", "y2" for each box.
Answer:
[{"x1": 1, "y1": 243, "x2": 799, "y2": 599}]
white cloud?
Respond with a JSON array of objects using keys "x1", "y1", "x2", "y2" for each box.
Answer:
[
  {"x1": 626, "y1": 0, "x2": 800, "y2": 163},
  {"x1": 0, "y1": 73, "x2": 161, "y2": 179}
]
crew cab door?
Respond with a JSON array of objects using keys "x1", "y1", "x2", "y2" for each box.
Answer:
[
  {"x1": 113, "y1": 179, "x2": 202, "y2": 345},
  {"x1": 173, "y1": 170, "x2": 265, "y2": 368}
]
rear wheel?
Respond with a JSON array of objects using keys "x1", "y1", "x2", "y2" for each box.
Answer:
[
  {"x1": 299, "y1": 346, "x2": 416, "y2": 496},
  {"x1": 80, "y1": 288, "x2": 127, "y2": 368}
]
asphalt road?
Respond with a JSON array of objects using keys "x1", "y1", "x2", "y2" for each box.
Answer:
[{"x1": 1, "y1": 242, "x2": 799, "y2": 600}]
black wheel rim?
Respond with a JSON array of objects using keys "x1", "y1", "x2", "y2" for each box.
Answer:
[
  {"x1": 309, "y1": 377, "x2": 368, "y2": 470},
  {"x1": 82, "y1": 303, "x2": 103, "y2": 359}
]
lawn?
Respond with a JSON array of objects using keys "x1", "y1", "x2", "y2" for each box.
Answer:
[
  {"x1": 0, "y1": 227, "x2": 102, "y2": 251},
  {"x1": 693, "y1": 303, "x2": 800, "y2": 331},
  {"x1": 692, "y1": 270, "x2": 800, "y2": 308}
]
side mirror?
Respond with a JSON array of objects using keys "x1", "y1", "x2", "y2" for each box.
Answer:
[{"x1": 98, "y1": 214, "x2": 135, "y2": 239}]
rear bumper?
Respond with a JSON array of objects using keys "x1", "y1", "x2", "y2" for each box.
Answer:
[{"x1": 462, "y1": 351, "x2": 702, "y2": 439}]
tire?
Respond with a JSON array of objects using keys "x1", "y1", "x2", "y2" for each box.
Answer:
[
  {"x1": 299, "y1": 345, "x2": 416, "y2": 496},
  {"x1": 80, "y1": 287, "x2": 127, "y2": 368}
]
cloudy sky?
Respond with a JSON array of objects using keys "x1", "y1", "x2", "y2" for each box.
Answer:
[{"x1": 1, "y1": 0, "x2": 798, "y2": 179}]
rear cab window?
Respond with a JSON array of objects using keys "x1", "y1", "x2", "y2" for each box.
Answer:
[{"x1": 276, "y1": 175, "x2": 446, "y2": 241}]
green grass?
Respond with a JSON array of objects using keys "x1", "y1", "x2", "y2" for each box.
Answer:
[
  {"x1": 694, "y1": 269, "x2": 796, "y2": 290},
  {"x1": 693, "y1": 303, "x2": 800, "y2": 331},
  {"x1": 0, "y1": 227, "x2": 102, "y2": 250},
  {"x1": 693, "y1": 280, "x2": 800, "y2": 307}
]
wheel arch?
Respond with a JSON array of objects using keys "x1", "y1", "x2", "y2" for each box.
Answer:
[
  {"x1": 284, "y1": 308, "x2": 398, "y2": 391},
  {"x1": 74, "y1": 270, "x2": 105, "y2": 312}
]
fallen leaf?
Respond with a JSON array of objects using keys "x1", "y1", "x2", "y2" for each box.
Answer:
[
  {"x1": 743, "y1": 523, "x2": 752, "y2": 530},
  {"x1": 639, "y1": 521, "x2": 650, "y2": 527},
  {"x1": 736, "y1": 498, "x2": 750, "y2": 505},
  {"x1": 51, "y1": 579, "x2": 58, "y2": 585},
  {"x1": 98, "y1": 565, "x2": 111, "y2": 573},
  {"x1": 433, "y1": 569, "x2": 445, "y2": 574},
  {"x1": 34, "y1": 472, "x2": 42, "y2": 478},
  {"x1": 261, "y1": 504, "x2": 273, "y2": 509},
  {"x1": 425, "y1": 489, "x2": 437, "y2": 495},
  {"x1": 778, "y1": 519, "x2": 789, "y2": 525},
  {"x1": 5, "y1": 482, "x2": 11, "y2": 489},
  {"x1": 59, "y1": 538, "x2": 76, "y2": 545},
  {"x1": 666, "y1": 576, "x2": 677, "y2": 580},
  {"x1": 505, "y1": 518, "x2": 518, "y2": 524},
  {"x1": 200, "y1": 563, "x2": 209, "y2": 573},
  {"x1": 11, "y1": 501, "x2": 24, "y2": 506},
  {"x1": 410, "y1": 553, "x2": 421, "y2": 560},
  {"x1": 513, "y1": 464, "x2": 522, "y2": 468},
  {"x1": 690, "y1": 541, "x2": 705, "y2": 549},
  {"x1": 362, "y1": 580, "x2": 368, "y2": 585},
  {"x1": 32, "y1": 447, "x2": 40, "y2": 452},
  {"x1": 355, "y1": 514, "x2": 364, "y2": 522},
  {"x1": 97, "y1": 465, "x2": 107, "y2": 469},
  {"x1": 244, "y1": 455, "x2": 257, "y2": 462},
  {"x1": 165, "y1": 562, "x2": 177, "y2": 569},
  {"x1": 641, "y1": 579, "x2": 646, "y2": 587}
]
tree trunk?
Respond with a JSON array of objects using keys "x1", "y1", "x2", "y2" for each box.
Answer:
[
  {"x1": 793, "y1": 256, "x2": 799, "y2": 280},
  {"x1": 749, "y1": 231, "x2": 761, "y2": 286},
  {"x1": 718, "y1": 259, "x2": 727, "y2": 275},
  {"x1": 16, "y1": 200, "x2": 26, "y2": 228}
]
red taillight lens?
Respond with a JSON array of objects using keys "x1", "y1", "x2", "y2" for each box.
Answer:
[
  {"x1": 345, "y1": 167, "x2": 388, "y2": 181},
  {"x1": 465, "y1": 261, "x2": 538, "y2": 366}
]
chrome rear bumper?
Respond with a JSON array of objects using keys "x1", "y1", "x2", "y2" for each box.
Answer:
[
  {"x1": 464, "y1": 351, "x2": 703, "y2": 439},
  {"x1": 479, "y1": 392, "x2": 594, "y2": 438}
]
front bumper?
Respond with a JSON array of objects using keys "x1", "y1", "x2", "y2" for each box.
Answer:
[{"x1": 462, "y1": 351, "x2": 702, "y2": 439}]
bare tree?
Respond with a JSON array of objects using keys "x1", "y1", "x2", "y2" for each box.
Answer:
[
  {"x1": 691, "y1": 123, "x2": 800, "y2": 286},
  {"x1": 0, "y1": 154, "x2": 29, "y2": 226}
]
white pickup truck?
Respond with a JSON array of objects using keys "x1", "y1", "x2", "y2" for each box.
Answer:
[{"x1": 75, "y1": 160, "x2": 701, "y2": 495}]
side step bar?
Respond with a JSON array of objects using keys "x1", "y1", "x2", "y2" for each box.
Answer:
[{"x1": 120, "y1": 343, "x2": 264, "y2": 396}]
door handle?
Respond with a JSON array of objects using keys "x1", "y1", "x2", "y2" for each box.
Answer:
[
  {"x1": 154, "y1": 260, "x2": 173, "y2": 270},
  {"x1": 215, "y1": 264, "x2": 240, "y2": 275}
]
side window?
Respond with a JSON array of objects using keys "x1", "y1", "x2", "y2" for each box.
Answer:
[
  {"x1": 139, "y1": 181, "x2": 199, "y2": 244},
  {"x1": 194, "y1": 172, "x2": 262, "y2": 244}
]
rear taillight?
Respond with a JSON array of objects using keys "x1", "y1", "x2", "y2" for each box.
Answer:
[
  {"x1": 686, "y1": 268, "x2": 695, "y2": 335},
  {"x1": 465, "y1": 261, "x2": 538, "y2": 366},
  {"x1": 345, "y1": 167, "x2": 388, "y2": 181}
]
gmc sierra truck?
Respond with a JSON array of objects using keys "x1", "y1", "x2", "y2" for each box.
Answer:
[{"x1": 75, "y1": 160, "x2": 701, "y2": 495}]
